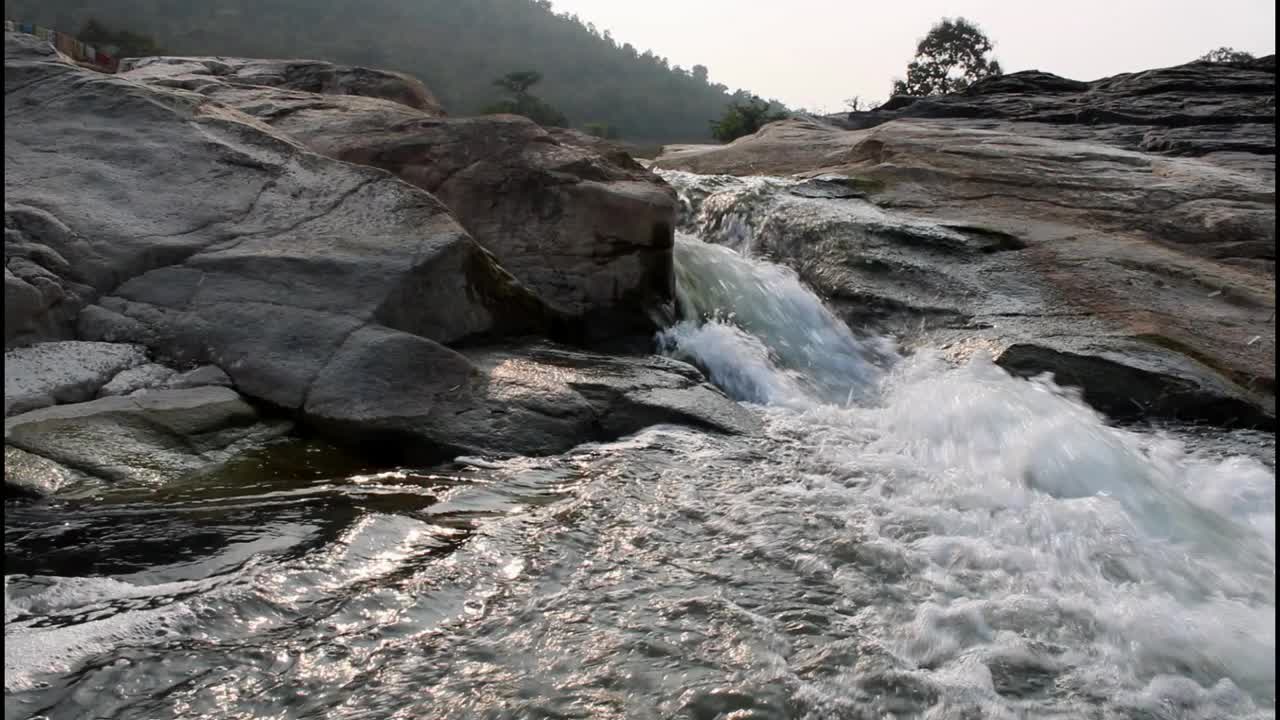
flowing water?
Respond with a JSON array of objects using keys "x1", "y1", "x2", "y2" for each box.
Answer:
[{"x1": 5, "y1": 172, "x2": 1275, "y2": 720}]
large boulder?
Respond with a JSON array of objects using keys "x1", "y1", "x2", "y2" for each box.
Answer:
[
  {"x1": 117, "y1": 59, "x2": 678, "y2": 336},
  {"x1": 655, "y1": 59, "x2": 1275, "y2": 428},
  {"x1": 303, "y1": 331, "x2": 758, "y2": 461},
  {"x1": 6, "y1": 33, "x2": 551, "y2": 410}
]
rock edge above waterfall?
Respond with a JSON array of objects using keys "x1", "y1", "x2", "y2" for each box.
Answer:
[{"x1": 655, "y1": 58, "x2": 1275, "y2": 428}]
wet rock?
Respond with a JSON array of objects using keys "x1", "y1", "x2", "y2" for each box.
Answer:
[
  {"x1": 4, "y1": 446, "x2": 79, "y2": 498},
  {"x1": 5, "y1": 341, "x2": 148, "y2": 416},
  {"x1": 303, "y1": 328, "x2": 758, "y2": 461},
  {"x1": 117, "y1": 60, "x2": 678, "y2": 335},
  {"x1": 996, "y1": 340, "x2": 1273, "y2": 429},
  {"x1": 3, "y1": 386, "x2": 289, "y2": 486},
  {"x1": 788, "y1": 175, "x2": 879, "y2": 199}
]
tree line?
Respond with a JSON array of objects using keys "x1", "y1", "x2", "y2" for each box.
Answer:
[
  {"x1": 8, "y1": 2, "x2": 1260, "y2": 145},
  {"x1": 8, "y1": 0, "x2": 788, "y2": 143}
]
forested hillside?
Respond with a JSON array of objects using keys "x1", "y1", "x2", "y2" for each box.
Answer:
[{"x1": 5, "y1": 0, "x2": 782, "y2": 142}]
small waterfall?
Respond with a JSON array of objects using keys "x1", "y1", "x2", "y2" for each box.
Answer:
[
  {"x1": 660, "y1": 235, "x2": 895, "y2": 407},
  {"x1": 654, "y1": 172, "x2": 1275, "y2": 712},
  {"x1": 658, "y1": 169, "x2": 899, "y2": 408}
]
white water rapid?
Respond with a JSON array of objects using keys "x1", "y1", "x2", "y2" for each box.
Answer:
[{"x1": 653, "y1": 170, "x2": 1276, "y2": 718}]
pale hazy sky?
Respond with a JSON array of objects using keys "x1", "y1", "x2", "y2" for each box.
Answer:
[{"x1": 551, "y1": 0, "x2": 1276, "y2": 112}]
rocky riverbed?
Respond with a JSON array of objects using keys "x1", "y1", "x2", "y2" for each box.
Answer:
[{"x1": 5, "y1": 31, "x2": 1275, "y2": 720}]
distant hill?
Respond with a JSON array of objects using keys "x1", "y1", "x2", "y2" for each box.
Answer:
[{"x1": 5, "y1": 0, "x2": 785, "y2": 143}]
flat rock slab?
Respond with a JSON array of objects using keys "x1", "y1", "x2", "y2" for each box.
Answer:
[
  {"x1": 4, "y1": 386, "x2": 288, "y2": 486},
  {"x1": 98, "y1": 363, "x2": 176, "y2": 397},
  {"x1": 5, "y1": 341, "x2": 148, "y2": 416}
]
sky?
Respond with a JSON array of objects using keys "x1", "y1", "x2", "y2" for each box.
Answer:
[{"x1": 550, "y1": 0, "x2": 1276, "y2": 112}]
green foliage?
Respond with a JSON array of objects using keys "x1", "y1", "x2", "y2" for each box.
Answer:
[
  {"x1": 77, "y1": 17, "x2": 165, "y2": 57},
  {"x1": 481, "y1": 69, "x2": 568, "y2": 127},
  {"x1": 891, "y1": 17, "x2": 1001, "y2": 97},
  {"x1": 7, "y1": 0, "x2": 777, "y2": 142},
  {"x1": 1198, "y1": 47, "x2": 1255, "y2": 63},
  {"x1": 710, "y1": 95, "x2": 789, "y2": 143}
]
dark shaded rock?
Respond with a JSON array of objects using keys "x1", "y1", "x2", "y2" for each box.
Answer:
[
  {"x1": 5, "y1": 204, "x2": 98, "y2": 348},
  {"x1": 788, "y1": 175, "x2": 880, "y2": 199},
  {"x1": 303, "y1": 327, "x2": 758, "y2": 462},
  {"x1": 164, "y1": 365, "x2": 234, "y2": 390},
  {"x1": 996, "y1": 342, "x2": 1274, "y2": 429},
  {"x1": 838, "y1": 59, "x2": 1276, "y2": 157}
]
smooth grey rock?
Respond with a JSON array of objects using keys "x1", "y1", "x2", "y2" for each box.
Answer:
[
  {"x1": 76, "y1": 303, "x2": 151, "y2": 344},
  {"x1": 98, "y1": 363, "x2": 177, "y2": 397},
  {"x1": 6, "y1": 33, "x2": 555, "y2": 421},
  {"x1": 3, "y1": 386, "x2": 287, "y2": 485},
  {"x1": 5, "y1": 341, "x2": 148, "y2": 416},
  {"x1": 164, "y1": 365, "x2": 233, "y2": 390}
]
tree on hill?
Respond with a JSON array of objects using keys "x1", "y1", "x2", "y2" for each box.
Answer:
[
  {"x1": 710, "y1": 95, "x2": 790, "y2": 143},
  {"x1": 482, "y1": 70, "x2": 568, "y2": 127},
  {"x1": 891, "y1": 17, "x2": 1001, "y2": 97},
  {"x1": 1198, "y1": 47, "x2": 1255, "y2": 63},
  {"x1": 493, "y1": 70, "x2": 544, "y2": 96}
]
